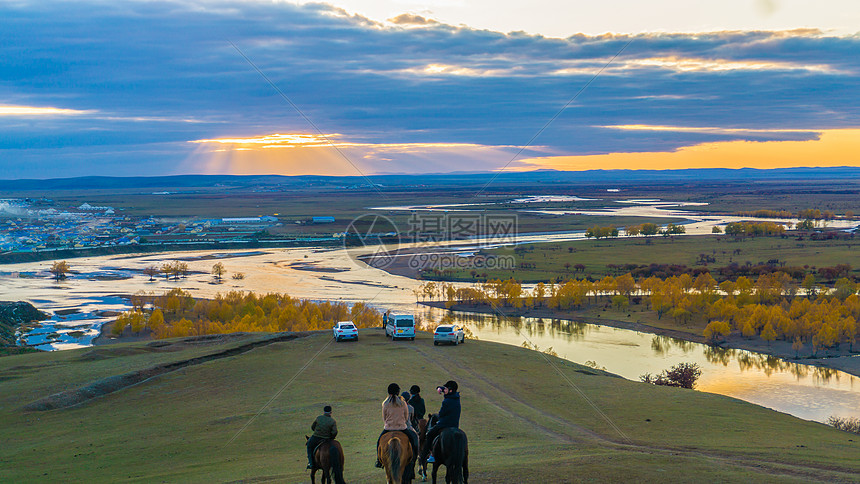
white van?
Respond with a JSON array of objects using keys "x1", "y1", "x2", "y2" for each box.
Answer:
[{"x1": 384, "y1": 314, "x2": 415, "y2": 341}]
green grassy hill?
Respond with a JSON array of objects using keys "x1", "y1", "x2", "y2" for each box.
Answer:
[{"x1": 2, "y1": 329, "x2": 859, "y2": 483}]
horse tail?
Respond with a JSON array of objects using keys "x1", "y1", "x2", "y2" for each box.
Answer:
[
  {"x1": 329, "y1": 442, "x2": 346, "y2": 484},
  {"x1": 389, "y1": 437, "x2": 402, "y2": 484},
  {"x1": 446, "y1": 430, "x2": 468, "y2": 484}
]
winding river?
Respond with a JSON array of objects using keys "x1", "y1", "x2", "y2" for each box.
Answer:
[{"x1": 2, "y1": 197, "x2": 859, "y2": 423}]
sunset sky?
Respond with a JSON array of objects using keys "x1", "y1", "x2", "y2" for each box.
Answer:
[{"x1": 2, "y1": 0, "x2": 859, "y2": 178}]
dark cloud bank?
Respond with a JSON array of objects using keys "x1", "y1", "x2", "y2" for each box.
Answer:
[{"x1": 1, "y1": 0, "x2": 858, "y2": 177}]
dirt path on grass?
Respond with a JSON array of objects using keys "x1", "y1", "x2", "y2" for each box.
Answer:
[{"x1": 23, "y1": 332, "x2": 310, "y2": 411}]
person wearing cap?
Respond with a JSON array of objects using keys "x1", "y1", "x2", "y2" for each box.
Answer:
[
  {"x1": 408, "y1": 385, "x2": 425, "y2": 429},
  {"x1": 307, "y1": 405, "x2": 338, "y2": 469},
  {"x1": 375, "y1": 383, "x2": 419, "y2": 479},
  {"x1": 421, "y1": 380, "x2": 460, "y2": 464}
]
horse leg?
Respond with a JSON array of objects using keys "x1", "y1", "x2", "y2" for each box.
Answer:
[
  {"x1": 310, "y1": 468, "x2": 317, "y2": 484},
  {"x1": 323, "y1": 467, "x2": 330, "y2": 484},
  {"x1": 463, "y1": 452, "x2": 469, "y2": 484},
  {"x1": 431, "y1": 462, "x2": 439, "y2": 484}
]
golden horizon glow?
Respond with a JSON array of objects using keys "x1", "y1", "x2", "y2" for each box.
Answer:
[
  {"x1": 0, "y1": 105, "x2": 93, "y2": 116},
  {"x1": 189, "y1": 130, "x2": 860, "y2": 175},
  {"x1": 185, "y1": 132, "x2": 521, "y2": 176},
  {"x1": 516, "y1": 128, "x2": 860, "y2": 171},
  {"x1": 190, "y1": 132, "x2": 505, "y2": 151},
  {"x1": 599, "y1": 124, "x2": 822, "y2": 135}
]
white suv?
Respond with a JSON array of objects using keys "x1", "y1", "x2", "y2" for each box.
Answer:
[
  {"x1": 333, "y1": 321, "x2": 358, "y2": 341},
  {"x1": 433, "y1": 324, "x2": 464, "y2": 345}
]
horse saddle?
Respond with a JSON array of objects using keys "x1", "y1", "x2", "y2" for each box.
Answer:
[
  {"x1": 431, "y1": 427, "x2": 459, "y2": 450},
  {"x1": 313, "y1": 439, "x2": 332, "y2": 456}
]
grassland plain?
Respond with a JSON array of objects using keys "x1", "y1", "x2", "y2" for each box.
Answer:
[
  {"x1": 437, "y1": 235, "x2": 860, "y2": 282},
  {"x1": 8, "y1": 172, "x2": 859, "y2": 218},
  {"x1": 2, "y1": 330, "x2": 860, "y2": 483},
  {"x1": 30, "y1": 189, "x2": 680, "y2": 236}
]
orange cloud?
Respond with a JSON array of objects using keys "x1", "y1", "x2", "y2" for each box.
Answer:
[
  {"x1": 388, "y1": 13, "x2": 439, "y2": 26},
  {"x1": 516, "y1": 129, "x2": 860, "y2": 171}
]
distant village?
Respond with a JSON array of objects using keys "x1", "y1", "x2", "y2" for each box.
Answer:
[{"x1": 0, "y1": 198, "x2": 336, "y2": 254}]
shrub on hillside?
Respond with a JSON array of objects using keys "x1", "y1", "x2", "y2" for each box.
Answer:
[
  {"x1": 640, "y1": 362, "x2": 702, "y2": 389},
  {"x1": 827, "y1": 416, "x2": 860, "y2": 434}
]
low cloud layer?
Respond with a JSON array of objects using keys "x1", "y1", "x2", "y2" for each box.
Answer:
[{"x1": 1, "y1": 1, "x2": 859, "y2": 177}]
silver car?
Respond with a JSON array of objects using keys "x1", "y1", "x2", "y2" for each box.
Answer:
[{"x1": 433, "y1": 324, "x2": 465, "y2": 346}]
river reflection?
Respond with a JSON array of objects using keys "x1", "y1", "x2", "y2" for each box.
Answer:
[{"x1": 418, "y1": 308, "x2": 860, "y2": 423}]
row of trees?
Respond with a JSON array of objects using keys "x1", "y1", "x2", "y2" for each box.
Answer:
[
  {"x1": 142, "y1": 261, "x2": 189, "y2": 281},
  {"x1": 139, "y1": 261, "x2": 242, "y2": 282},
  {"x1": 723, "y1": 221, "x2": 787, "y2": 237},
  {"x1": 47, "y1": 260, "x2": 236, "y2": 284},
  {"x1": 417, "y1": 271, "x2": 860, "y2": 356},
  {"x1": 114, "y1": 289, "x2": 382, "y2": 339},
  {"x1": 733, "y1": 209, "x2": 849, "y2": 220},
  {"x1": 625, "y1": 223, "x2": 660, "y2": 236},
  {"x1": 585, "y1": 223, "x2": 687, "y2": 239},
  {"x1": 418, "y1": 270, "x2": 858, "y2": 308},
  {"x1": 584, "y1": 226, "x2": 619, "y2": 239}
]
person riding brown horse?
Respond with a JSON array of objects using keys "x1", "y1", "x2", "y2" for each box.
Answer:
[
  {"x1": 307, "y1": 405, "x2": 338, "y2": 469},
  {"x1": 376, "y1": 383, "x2": 419, "y2": 481},
  {"x1": 305, "y1": 435, "x2": 346, "y2": 484},
  {"x1": 378, "y1": 430, "x2": 413, "y2": 484}
]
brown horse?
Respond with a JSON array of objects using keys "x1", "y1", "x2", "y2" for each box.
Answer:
[
  {"x1": 305, "y1": 436, "x2": 346, "y2": 484},
  {"x1": 378, "y1": 431, "x2": 413, "y2": 484},
  {"x1": 417, "y1": 418, "x2": 429, "y2": 481}
]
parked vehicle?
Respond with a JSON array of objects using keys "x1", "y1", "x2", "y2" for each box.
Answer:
[
  {"x1": 333, "y1": 321, "x2": 358, "y2": 341},
  {"x1": 384, "y1": 313, "x2": 415, "y2": 340},
  {"x1": 433, "y1": 324, "x2": 465, "y2": 345}
]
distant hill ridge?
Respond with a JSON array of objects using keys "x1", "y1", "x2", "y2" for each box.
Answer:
[{"x1": 0, "y1": 166, "x2": 859, "y2": 190}]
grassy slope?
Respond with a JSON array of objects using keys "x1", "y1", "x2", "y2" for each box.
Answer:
[{"x1": 2, "y1": 330, "x2": 859, "y2": 483}]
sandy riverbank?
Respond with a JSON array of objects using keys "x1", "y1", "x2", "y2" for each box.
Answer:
[{"x1": 424, "y1": 301, "x2": 860, "y2": 379}]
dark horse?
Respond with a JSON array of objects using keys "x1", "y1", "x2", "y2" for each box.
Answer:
[
  {"x1": 305, "y1": 436, "x2": 346, "y2": 484},
  {"x1": 378, "y1": 430, "x2": 414, "y2": 484},
  {"x1": 417, "y1": 418, "x2": 429, "y2": 481},
  {"x1": 420, "y1": 414, "x2": 468, "y2": 484}
]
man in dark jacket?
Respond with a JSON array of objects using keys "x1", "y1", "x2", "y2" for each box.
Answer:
[
  {"x1": 307, "y1": 405, "x2": 338, "y2": 469},
  {"x1": 420, "y1": 380, "x2": 460, "y2": 463},
  {"x1": 408, "y1": 385, "x2": 425, "y2": 428}
]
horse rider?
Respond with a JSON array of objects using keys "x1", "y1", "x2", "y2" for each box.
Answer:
[
  {"x1": 402, "y1": 391, "x2": 417, "y2": 433},
  {"x1": 421, "y1": 380, "x2": 460, "y2": 464},
  {"x1": 307, "y1": 405, "x2": 338, "y2": 470},
  {"x1": 376, "y1": 383, "x2": 420, "y2": 478},
  {"x1": 408, "y1": 385, "x2": 425, "y2": 429}
]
